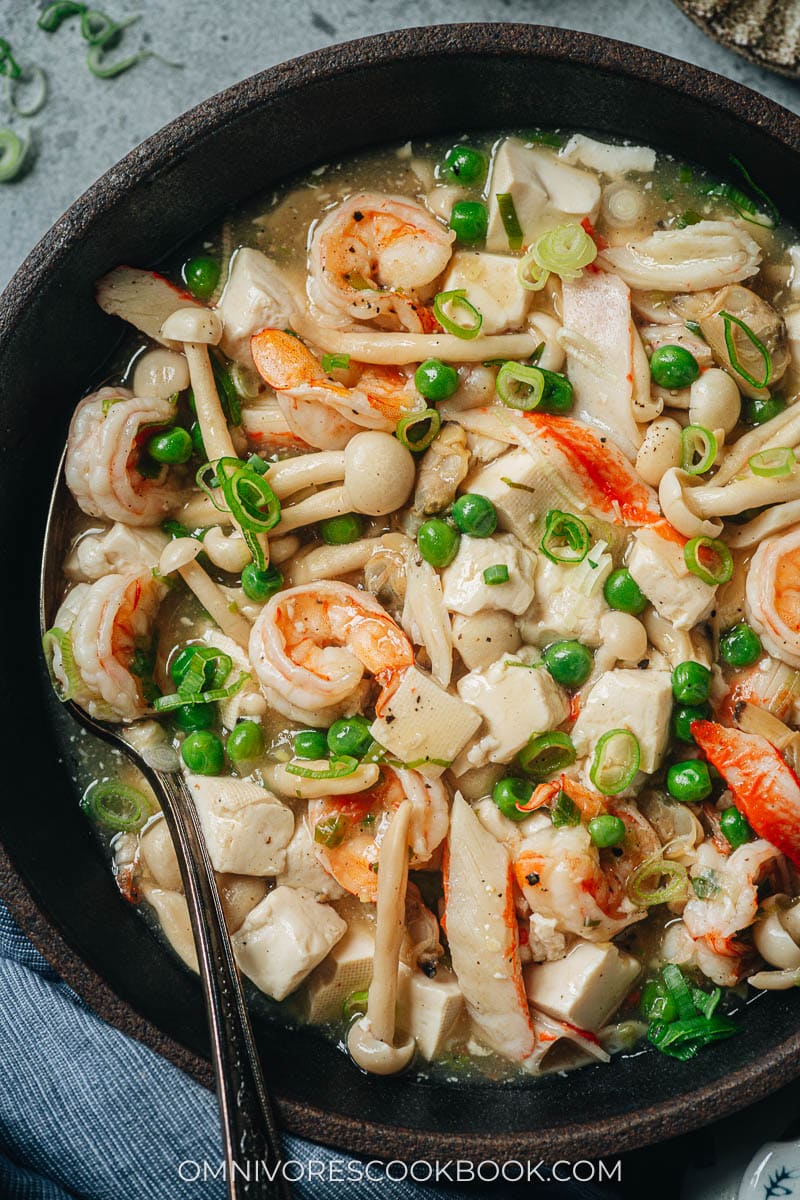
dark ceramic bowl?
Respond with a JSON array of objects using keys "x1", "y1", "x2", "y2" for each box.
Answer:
[{"x1": 2, "y1": 22, "x2": 800, "y2": 1164}]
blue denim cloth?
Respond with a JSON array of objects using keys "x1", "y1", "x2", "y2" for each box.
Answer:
[{"x1": 0, "y1": 899, "x2": 615, "y2": 1200}]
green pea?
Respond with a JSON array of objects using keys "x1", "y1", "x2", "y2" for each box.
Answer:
[
  {"x1": 542, "y1": 640, "x2": 593, "y2": 688},
  {"x1": 743, "y1": 394, "x2": 786, "y2": 426},
  {"x1": 672, "y1": 703, "x2": 711, "y2": 744},
  {"x1": 181, "y1": 730, "x2": 224, "y2": 775},
  {"x1": 417, "y1": 518, "x2": 460, "y2": 568},
  {"x1": 492, "y1": 777, "x2": 533, "y2": 822},
  {"x1": 649, "y1": 344, "x2": 700, "y2": 390},
  {"x1": 226, "y1": 720, "x2": 265, "y2": 763},
  {"x1": 640, "y1": 979, "x2": 677, "y2": 1024},
  {"x1": 449, "y1": 200, "x2": 487, "y2": 245},
  {"x1": 320, "y1": 513, "x2": 364, "y2": 545},
  {"x1": 672, "y1": 660, "x2": 711, "y2": 706},
  {"x1": 241, "y1": 563, "x2": 283, "y2": 603},
  {"x1": 294, "y1": 729, "x2": 328, "y2": 760},
  {"x1": 720, "y1": 805, "x2": 753, "y2": 849},
  {"x1": 414, "y1": 358, "x2": 459, "y2": 402},
  {"x1": 603, "y1": 568, "x2": 648, "y2": 616},
  {"x1": 327, "y1": 716, "x2": 373, "y2": 759},
  {"x1": 442, "y1": 144, "x2": 488, "y2": 186},
  {"x1": 190, "y1": 420, "x2": 206, "y2": 459},
  {"x1": 719, "y1": 622, "x2": 762, "y2": 668},
  {"x1": 147, "y1": 426, "x2": 193, "y2": 465},
  {"x1": 667, "y1": 759, "x2": 712, "y2": 803},
  {"x1": 182, "y1": 255, "x2": 221, "y2": 301},
  {"x1": 173, "y1": 702, "x2": 215, "y2": 732},
  {"x1": 452, "y1": 493, "x2": 497, "y2": 538},
  {"x1": 588, "y1": 813, "x2": 626, "y2": 848}
]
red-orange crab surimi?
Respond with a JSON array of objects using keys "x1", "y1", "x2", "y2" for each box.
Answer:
[
  {"x1": 692, "y1": 719, "x2": 800, "y2": 867},
  {"x1": 95, "y1": 265, "x2": 199, "y2": 345}
]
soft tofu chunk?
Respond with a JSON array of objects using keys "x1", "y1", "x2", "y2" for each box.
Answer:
[
  {"x1": 628, "y1": 527, "x2": 717, "y2": 631},
  {"x1": 571, "y1": 668, "x2": 673, "y2": 774},
  {"x1": 465, "y1": 447, "x2": 585, "y2": 549},
  {"x1": 524, "y1": 941, "x2": 641, "y2": 1031},
  {"x1": 441, "y1": 251, "x2": 531, "y2": 334},
  {"x1": 441, "y1": 532, "x2": 536, "y2": 617},
  {"x1": 275, "y1": 820, "x2": 345, "y2": 901},
  {"x1": 560, "y1": 134, "x2": 656, "y2": 176},
  {"x1": 486, "y1": 139, "x2": 600, "y2": 252},
  {"x1": 396, "y1": 962, "x2": 465, "y2": 1061},
  {"x1": 231, "y1": 886, "x2": 346, "y2": 1001},
  {"x1": 187, "y1": 775, "x2": 294, "y2": 876},
  {"x1": 304, "y1": 922, "x2": 375, "y2": 1023},
  {"x1": 215, "y1": 248, "x2": 297, "y2": 365},
  {"x1": 519, "y1": 541, "x2": 613, "y2": 648},
  {"x1": 142, "y1": 884, "x2": 198, "y2": 973},
  {"x1": 457, "y1": 654, "x2": 568, "y2": 767},
  {"x1": 140, "y1": 816, "x2": 182, "y2": 892},
  {"x1": 369, "y1": 666, "x2": 481, "y2": 775}
]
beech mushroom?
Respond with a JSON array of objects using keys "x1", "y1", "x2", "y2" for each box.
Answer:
[
  {"x1": 202, "y1": 527, "x2": 252, "y2": 574},
  {"x1": 594, "y1": 612, "x2": 648, "y2": 673},
  {"x1": 132, "y1": 348, "x2": 190, "y2": 400},
  {"x1": 658, "y1": 469, "x2": 723, "y2": 539},
  {"x1": 347, "y1": 801, "x2": 415, "y2": 1075},
  {"x1": 160, "y1": 308, "x2": 234, "y2": 461},
  {"x1": 635, "y1": 418, "x2": 683, "y2": 487},
  {"x1": 688, "y1": 369, "x2": 741, "y2": 435},
  {"x1": 267, "y1": 760, "x2": 381, "y2": 800},
  {"x1": 159, "y1": 538, "x2": 251, "y2": 648}
]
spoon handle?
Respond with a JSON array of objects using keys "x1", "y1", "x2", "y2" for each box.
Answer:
[{"x1": 152, "y1": 768, "x2": 291, "y2": 1200}]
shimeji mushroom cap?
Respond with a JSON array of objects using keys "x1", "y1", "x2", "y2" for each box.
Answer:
[
  {"x1": 160, "y1": 307, "x2": 223, "y2": 346},
  {"x1": 343, "y1": 431, "x2": 416, "y2": 516}
]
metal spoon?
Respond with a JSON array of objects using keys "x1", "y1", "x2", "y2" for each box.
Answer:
[{"x1": 40, "y1": 459, "x2": 291, "y2": 1200}]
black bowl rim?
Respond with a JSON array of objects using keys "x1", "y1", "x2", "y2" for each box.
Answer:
[{"x1": 4, "y1": 20, "x2": 800, "y2": 1162}]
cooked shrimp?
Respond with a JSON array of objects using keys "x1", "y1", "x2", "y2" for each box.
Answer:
[
  {"x1": 250, "y1": 329, "x2": 421, "y2": 450},
  {"x1": 65, "y1": 388, "x2": 180, "y2": 526},
  {"x1": 308, "y1": 767, "x2": 448, "y2": 902},
  {"x1": 746, "y1": 527, "x2": 800, "y2": 669},
  {"x1": 55, "y1": 570, "x2": 165, "y2": 721},
  {"x1": 308, "y1": 192, "x2": 454, "y2": 331},
  {"x1": 248, "y1": 581, "x2": 414, "y2": 722},
  {"x1": 683, "y1": 839, "x2": 781, "y2": 944}
]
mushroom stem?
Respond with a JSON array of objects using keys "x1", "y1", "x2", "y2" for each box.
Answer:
[
  {"x1": 692, "y1": 471, "x2": 800, "y2": 518},
  {"x1": 160, "y1": 538, "x2": 251, "y2": 648},
  {"x1": 266, "y1": 451, "x2": 346, "y2": 498},
  {"x1": 183, "y1": 341, "x2": 237, "y2": 462},
  {"x1": 276, "y1": 487, "x2": 350, "y2": 533},
  {"x1": 367, "y1": 800, "x2": 411, "y2": 1046}
]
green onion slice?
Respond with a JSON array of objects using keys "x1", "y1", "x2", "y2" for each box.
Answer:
[
  {"x1": 685, "y1": 319, "x2": 705, "y2": 339},
  {"x1": 720, "y1": 309, "x2": 772, "y2": 391},
  {"x1": 81, "y1": 780, "x2": 153, "y2": 832},
  {"x1": 589, "y1": 729, "x2": 641, "y2": 795},
  {"x1": 0, "y1": 38, "x2": 21, "y2": 79},
  {"x1": 6, "y1": 65, "x2": 47, "y2": 118},
  {"x1": 314, "y1": 814, "x2": 346, "y2": 847},
  {"x1": 684, "y1": 536, "x2": 733, "y2": 586},
  {"x1": 42, "y1": 627, "x2": 80, "y2": 701},
  {"x1": 540, "y1": 510, "x2": 591, "y2": 565},
  {"x1": 196, "y1": 457, "x2": 280, "y2": 571},
  {"x1": 662, "y1": 963, "x2": 701, "y2": 1021},
  {"x1": 178, "y1": 646, "x2": 233, "y2": 696},
  {"x1": 38, "y1": 1, "x2": 88, "y2": 32},
  {"x1": 496, "y1": 361, "x2": 545, "y2": 410},
  {"x1": 396, "y1": 408, "x2": 441, "y2": 452},
  {"x1": 550, "y1": 789, "x2": 582, "y2": 828},
  {"x1": 681, "y1": 424, "x2": 718, "y2": 476},
  {"x1": 525, "y1": 129, "x2": 563, "y2": 148},
  {"x1": 516, "y1": 247, "x2": 550, "y2": 292},
  {"x1": 648, "y1": 1013, "x2": 739, "y2": 1059},
  {"x1": 80, "y1": 8, "x2": 129, "y2": 44},
  {"x1": 518, "y1": 731, "x2": 576, "y2": 782},
  {"x1": 483, "y1": 564, "x2": 510, "y2": 586},
  {"x1": 432, "y1": 289, "x2": 483, "y2": 340},
  {"x1": 692, "y1": 985, "x2": 722, "y2": 1020},
  {"x1": 285, "y1": 756, "x2": 359, "y2": 779},
  {"x1": 627, "y1": 858, "x2": 689, "y2": 907},
  {"x1": 0, "y1": 128, "x2": 28, "y2": 183},
  {"x1": 496, "y1": 192, "x2": 524, "y2": 252},
  {"x1": 730, "y1": 155, "x2": 779, "y2": 227},
  {"x1": 152, "y1": 673, "x2": 249, "y2": 713},
  {"x1": 749, "y1": 447, "x2": 795, "y2": 478},
  {"x1": 342, "y1": 988, "x2": 369, "y2": 1019},
  {"x1": 321, "y1": 353, "x2": 351, "y2": 373},
  {"x1": 530, "y1": 223, "x2": 597, "y2": 281}
]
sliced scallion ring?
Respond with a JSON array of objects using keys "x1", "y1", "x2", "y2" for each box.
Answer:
[
  {"x1": 38, "y1": 1, "x2": 87, "y2": 32},
  {"x1": 720, "y1": 309, "x2": 772, "y2": 391},
  {"x1": 681, "y1": 424, "x2": 718, "y2": 476},
  {"x1": 313, "y1": 814, "x2": 346, "y2": 848},
  {"x1": 197, "y1": 457, "x2": 280, "y2": 572},
  {"x1": 0, "y1": 38, "x2": 22, "y2": 79},
  {"x1": 396, "y1": 408, "x2": 441, "y2": 452},
  {"x1": 342, "y1": 988, "x2": 369, "y2": 1019},
  {"x1": 432, "y1": 289, "x2": 483, "y2": 340},
  {"x1": 285, "y1": 756, "x2": 359, "y2": 779},
  {"x1": 321, "y1": 353, "x2": 351, "y2": 373},
  {"x1": 6, "y1": 65, "x2": 47, "y2": 118},
  {"x1": 589, "y1": 728, "x2": 641, "y2": 795},
  {"x1": 516, "y1": 247, "x2": 549, "y2": 292},
  {"x1": 496, "y1": 192, "x2": 524, "y2": 252},
  {"x1": 495, "y1": 361, "x2": 545, "y2": 410},
  {"x1": 42, "y1": 627, "x2": 80, "y2": 701},
  {"x1": 530, "y1": 222, "x2": 597, "y2": 281},
  {"x1": 152, "y1": 673, "x2": 249, "y2": 713},
  {"x1": 749, "y1": 447, "x2": 795, "y2": 478},
  {"x1": 540, "y1": 510, "x2": 590, "y2": 565},
  {"x1": 626, "y1": 858, "x2": 689, "y2": 907},
  {"x1": 0, "y1": 128, "x2": 28, "y2": 183},
  {"x1": 518, "y1": 731, "x2": 576, "y2": 782},
  {"x1": 81, "y1": 780, "x2": 153, "y2": 832},
  {"x1": 684, "y1": 536, "x2": 733, "y2": 586}
]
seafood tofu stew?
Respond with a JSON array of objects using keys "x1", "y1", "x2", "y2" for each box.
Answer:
[{"x1": 45, "y1": 131, "x2": 800, "y2": 1078}]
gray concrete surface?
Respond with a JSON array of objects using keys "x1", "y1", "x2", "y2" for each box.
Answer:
[{"x1": 1, "y1": 0, "x2": 800, "y2": 289}]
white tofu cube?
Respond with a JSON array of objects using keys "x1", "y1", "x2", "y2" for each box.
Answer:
[
  {"x1": 465, "y1": 447, "x2": 585, "y2": 549},
  {"x1": 627, "y1": 528, "x2": 717, "y2": 631},
  {"x1": 518, "y1": 541, "x2": 613, "y2": 648},
  {"x1": 215, "y1": 247, "x2": 297, "y2": 365},
  {"x1": 560, "y1": 134, "x2": 656, "y2": 177},
  {"x1": 441, "y1": 251, "x2": 531, "y2": 334},
  {"x1": 571, "y1": 667, "x2": 673, "y2": 774},
  {"x1": 304, "y1": 922, "x2": 375, "y2": 1023},
  {"x1": 524, "y1": 941, "x2": 640, "y2": 1031},
  {"x1": 275, "y1": 820, "x2": 345, "y2": 901},
  {"x1": 457, "y1": 654, "x2": 568, "y2": 767},
  {"x1": 186, "y1": 775, "x2": 294, "y2": 876},
  {"x1": 231, "y1": 886, "x2": 346, "y2": 1001},
  {"x1": 369, "y1": 666, "x2": 481, "y2": 774},
  {"x1": 142, "y1": 884, "x2": 198, "y2": 973},
  {"x1": 486, "y1": 139, "x2": 600, "y2": 252},
  {"x1": 396, "y1": 962, "x2": 464, "y2": 1060},
  {"x1": 441, "y1": 533, "x2": 536, "y2": 617}
]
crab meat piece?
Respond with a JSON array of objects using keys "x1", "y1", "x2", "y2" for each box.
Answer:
[{"x1": 95, "y1": 266, "x2": 199, "y2": 345}]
